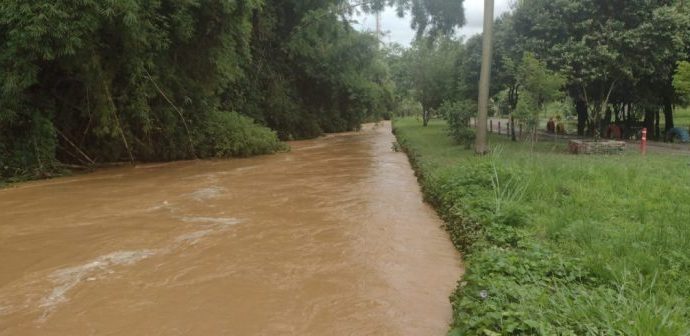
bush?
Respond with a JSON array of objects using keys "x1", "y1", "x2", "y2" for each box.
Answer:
[
  {"x1": 396, "y1": 97, "x2": 423, "y2": 118},
  {"x1": 441, "y1": 100, "x2": 476, "y2": 148},
  {"x1": 197, "y1": 110, "x2": 287, "y2": 158}
]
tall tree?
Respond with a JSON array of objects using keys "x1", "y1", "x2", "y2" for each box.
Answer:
[{"x1": 404, "y1": 38, "x2": 461, "y2": 126}]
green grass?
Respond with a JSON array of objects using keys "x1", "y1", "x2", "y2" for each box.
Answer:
[{"x1": 393, "y1": 118, "x2": 690, "y2": 335}]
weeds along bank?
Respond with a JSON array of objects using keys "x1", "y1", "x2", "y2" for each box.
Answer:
[{"x1": 393, "y1": 118, "x2": 690, "y2": 335}]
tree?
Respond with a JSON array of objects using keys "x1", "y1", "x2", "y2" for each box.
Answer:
[
  {"x1": 514, "y1": 53, "x2": 565, "y2": 140},
  {"x1": 404, "y1": 38, "x2": 461, "y2": 126},
  {"x1": 492, "y1": 13, "x2": 524, "y2": 141}
]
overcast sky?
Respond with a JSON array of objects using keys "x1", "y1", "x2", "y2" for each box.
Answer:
[{"x1": 353, "y1": 0, "x2": 513, "y2": 46}]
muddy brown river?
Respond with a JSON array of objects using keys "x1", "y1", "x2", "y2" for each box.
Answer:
[{"x1": 0, "y1": 122, "x2": 462, "y2": 335}]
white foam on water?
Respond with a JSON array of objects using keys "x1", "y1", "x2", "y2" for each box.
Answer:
[
  {"x1": 189, "y1": 186, "x2": 225, "y2": 201},
  {"x1": 32, "y1": 216, "x2": 242, "y2": 322},
  {"x1": 38, "y1": 250, "x2": 156, "y2": 320},
  {"x1": 146, "y1": 200, "x2": 175, "y2": 213},
  {"x1": 172, "y1": 216, "x2": 242, "y2": 246},
  {"x1": 174, "y1": 229, "x2": 215, "y2": 245},
  {"x1": 180, "y1": 216, "x2": 241, "y2": 227}
]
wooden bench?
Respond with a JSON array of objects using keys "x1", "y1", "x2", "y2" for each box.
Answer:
[{"x1": 568, "y1": 140, "x2": 626, "y2": 154}]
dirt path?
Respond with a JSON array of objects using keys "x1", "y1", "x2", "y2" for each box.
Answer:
[
  {"x1": 486, "y1": 117, "x2": 690, "y2": 155},
  {"x1": 0, "y1": 121, "x2": 462, "y2": 336}
]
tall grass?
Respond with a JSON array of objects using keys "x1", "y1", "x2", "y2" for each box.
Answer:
[{"x1": 394, "y1": 118, "x2": 690, "y2": 335}]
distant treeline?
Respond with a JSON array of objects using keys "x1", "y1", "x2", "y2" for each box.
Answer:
[
  {"x1": 0, "y1": 1, "x2": 404, "y2": 180},
  {"x1": 387, "y1": 0, "x2": 690, "y2": 139}
]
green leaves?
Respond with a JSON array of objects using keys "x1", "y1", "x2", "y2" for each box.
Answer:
[
  {"x1": 442, "y1": 100, "x2": 476, "y2": 148},
  {"x1": 518, "y1": 53, "x2": 565, "y2": 106},
  {"x1": 362, "y1": 0, "x2": 466, "y2": 39},
  {"x1": 397, "y1": 37, "x2": 462, "y2": 120},
  {"x1": 673, "y1": 61, "x2": 690, "y2": 103}
]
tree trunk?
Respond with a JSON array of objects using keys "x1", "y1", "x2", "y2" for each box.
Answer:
[
  {"x1": 664, "y1": 99, "x2": 674, "y2": 132},
  {"x1": 655, "y1": 109, "x2": 661, "y2": 140},
  {"x1": 603, "y1": 106, "x2": 612, "y2": 136},
  {"x1": 644, "y1": 108, "x2": 655, "y2": 136},
  {"x1": 474, "y1": 0, "x2": 494, "y2": 154},
  {"x1": 576, "y1": 99, "x2": 587, "y2": 136},
  {"x1": 508, "y1": 84, "x2": 518, "y2": 142}
]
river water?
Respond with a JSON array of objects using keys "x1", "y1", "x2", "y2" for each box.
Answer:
[{"x1": 0, "y1": 122, "x2": 462, "y2": 335}]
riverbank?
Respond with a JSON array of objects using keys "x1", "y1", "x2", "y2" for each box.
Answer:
[
  {"x1": 0, "y1": 121, "x2": 461, "y2": 335},
  {"x1": 0, "y1": 136, "x2": 289, "y2": 190},
  {"x1": 393, "y1": 118, "x2": 690, "y2": 335}
]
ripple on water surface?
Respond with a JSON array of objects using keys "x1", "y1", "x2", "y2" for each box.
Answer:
[{"x1": 39, "y1": 250, "x2": 156, "y2": 320}]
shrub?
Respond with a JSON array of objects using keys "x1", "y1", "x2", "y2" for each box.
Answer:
[
  {"x1": 198, "y1": 110, "x2": 287, "y2": 158},
  {"x1": 441, "y1": 100, "x2": 476, "y2": 149}
]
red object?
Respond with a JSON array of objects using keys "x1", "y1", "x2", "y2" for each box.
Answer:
[
  {"x1": 607, "y1": 124, "x2": 622, "y2": 139},
  {"x1": 641, "y1": 128, "x2": 647, "y2": 155},
  {"x1": 547, "y1": 119, "x2": 556, "y2": 133}
]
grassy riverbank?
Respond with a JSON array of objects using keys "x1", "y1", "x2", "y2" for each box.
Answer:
[{"x1": 393, "y1": 118, "x2": 690, "y2": 335}]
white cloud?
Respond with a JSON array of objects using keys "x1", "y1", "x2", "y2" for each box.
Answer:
[{"x1": 353, "y1": 0, "x2": 513, "y2": 46}]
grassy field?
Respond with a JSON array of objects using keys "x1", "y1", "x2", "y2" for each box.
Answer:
[{"x1": 393, "y1": 118, "x2": 690, "y2": 335}]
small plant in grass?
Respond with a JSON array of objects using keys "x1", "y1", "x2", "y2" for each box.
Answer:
[{"x1": 442, "y1": 100, "x2": 477, "y2": 149}]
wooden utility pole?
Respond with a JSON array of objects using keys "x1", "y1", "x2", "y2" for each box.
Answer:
[
  {"x1": 375, "y1": 10, "x2": 382, "y2": 49},
  {"x1": 475, "y1": 0, "x2": 494, "y2": 154}
]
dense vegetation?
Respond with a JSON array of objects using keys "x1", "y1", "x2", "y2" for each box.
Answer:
[
  {"x1": 1, "y1": 0, "x2": 288, "y2": 182},
  {"x1": 387, "y1": 0, "x2": 690, "y2": 141},
  {"x1": 1, "y1": 0, "x2": 468, "y2": 182},
  {"x1": 394, "y1": 118, "x2": 690, "y2": 335}
]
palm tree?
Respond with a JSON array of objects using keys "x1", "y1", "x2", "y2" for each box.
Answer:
[{"x1": 475, "y1": 0, "x2": 494, "y2": 154}]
